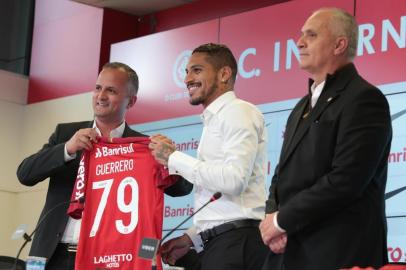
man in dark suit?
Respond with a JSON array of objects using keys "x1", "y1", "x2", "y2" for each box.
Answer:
[
  {"x1": 260, "y1": 8, "x2": 392, "y2": 270},
  {"x1": 17, "y1": 62, "x2": 192, "y2": 270}
]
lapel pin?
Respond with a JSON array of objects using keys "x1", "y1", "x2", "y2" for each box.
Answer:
[{"x1": 327, "y1": 97, "x2": 333, "y2": 102}]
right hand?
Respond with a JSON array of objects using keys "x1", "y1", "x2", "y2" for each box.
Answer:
[
  {"x1": 160, "y1": 234, "x2": 193, "y2": 265},
  {"x1": 65, "y1": 128, "x2": 98, "y2": 155}
]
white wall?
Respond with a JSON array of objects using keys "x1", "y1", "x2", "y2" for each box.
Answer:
[
  {"x1": 0, "y1": 70, "x2": 28, "y2": 256},
  {"x1": 0, "y1": 70, "x2": 27, "y2": 192},
  {"x1": 0, "y1": 69, "x2": 93, "y2": 258}
]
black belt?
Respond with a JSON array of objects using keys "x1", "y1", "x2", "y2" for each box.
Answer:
[
  {"x1": 199, "y1": 219, "x2": 260, "y2": 244},
  {"x1": 58, "y1": 243, "x2": 77, "y2": 253}
]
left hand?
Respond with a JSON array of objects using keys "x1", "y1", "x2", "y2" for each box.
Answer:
[
  {"x1": 160, "y1": 234, "x2": 193, "y2": 265},
  {"x1": 259, "y1": 212, "x2": 287, "y2": 253},
  {"x1": 268, "y1": 233, "x2": 287, "y2": 254},
  {"x1": 149, "y1": 134, "x2": 176, "y2": 166}
]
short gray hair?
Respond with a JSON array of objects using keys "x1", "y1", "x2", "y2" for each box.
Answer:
[
  {"x1": 102, "y1": 62, "x2": 139, "y2": 96},
  {"x1": 315, "y1": 8, "x2": 358, "y2": 60}
]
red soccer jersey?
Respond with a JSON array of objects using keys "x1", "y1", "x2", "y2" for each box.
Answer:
[{"x1": 67, "y1": 137, "x2": 176, "y2": 270}]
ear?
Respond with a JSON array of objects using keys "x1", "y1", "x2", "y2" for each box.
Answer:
[
  {"x1": 334, "y1": 37, "x2": 348, "y2": 56},
  {"x1": 126, "y1": 96, "x2": 137, "y2": 109},
  {"x1": 218, "y1": 66, "x2": 233, "y2": 84}
]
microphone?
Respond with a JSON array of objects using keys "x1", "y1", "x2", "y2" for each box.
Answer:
[
  {"x1": 13, "y1": 197, "x2": 85, "y2": 269},
  {"x1": 144, "y1": 192, "x2": 222, "y2": 270},
  {"x1": 161, "y1": 192, "x2": 222, "y2": 243}
]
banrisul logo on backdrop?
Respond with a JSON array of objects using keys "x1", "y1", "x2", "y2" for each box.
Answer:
[{"x1": 173, "y1": 50, "x2": 192, "y2": 89}]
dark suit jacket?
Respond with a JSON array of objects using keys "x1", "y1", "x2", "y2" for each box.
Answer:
[
  {"x1": 265, "y1": 64, "x2": 392, "y2": 269},
  {"x1": 17, "y1": 121, "x2": 192, "y2": 259}
]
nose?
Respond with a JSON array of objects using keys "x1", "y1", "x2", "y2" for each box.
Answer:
[
  {"x1": 184, "y1": 72, "x2": 192, "y2": 85},
  {"x1": 296, "y1": 36, "x2": 305, "y2": 49},
  {"x1": 96, "y1": 88, "x2": 108, "y2": 99}
]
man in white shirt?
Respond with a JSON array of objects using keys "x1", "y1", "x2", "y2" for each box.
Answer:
[{"x1": 149, "y1": 43, "x2": 272, "y2": 270}]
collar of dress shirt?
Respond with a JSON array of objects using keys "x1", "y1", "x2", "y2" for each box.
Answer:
[
  {"x1": 92, "y1": 120, "x2": 126, "y2": 138},
  {"x1": 310, "y1": 80, "x2": 325, "y2": 108},
  {"x1": 200, "y1": 91, "x2": 236, "y2": 124}
]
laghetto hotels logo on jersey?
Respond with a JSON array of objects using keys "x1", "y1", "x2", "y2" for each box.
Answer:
[
  {"x1": 95, "y1": 144, "x2": 135, "y2": 158},
  {"x1": 172, "y1": 50, "x2": 192, "y2": 88}
]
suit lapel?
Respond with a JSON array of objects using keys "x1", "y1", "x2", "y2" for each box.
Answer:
[
  {"x1": 278, "y1": 63, "x2": 356, "y2": 169},
  {"x1": 282, "y1": 89, "x2": 340, "y2": 166},
  {"x1": 123, "y1": 123, "x2": 145, "y2": 138},
  {"x1": 279, "y1": 97, "x2": 308, "y2": 164}
]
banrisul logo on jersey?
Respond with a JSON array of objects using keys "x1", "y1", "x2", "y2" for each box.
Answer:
[{"x1": 95, "y1": 144, "x2": 135, "y2": 158}]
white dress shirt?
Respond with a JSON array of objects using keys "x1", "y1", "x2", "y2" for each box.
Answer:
[
  {"x1": 168, "y1": 91, "x2": 267, "y2": 251},
  {"x1": 310, "y1": 80, "x2": 325, "y2": 108},
  {"x1": 61, "y1": 121, "x2": 126, "y2": 244}
]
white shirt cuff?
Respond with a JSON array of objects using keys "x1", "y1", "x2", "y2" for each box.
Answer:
[
  {"x1": 64, "y1": 144, "x2": 77, "y2": 162},
  {"x1": 273, "y1": 212, "x2": 286, "y2": 233},
  {"x1": 168, "y1": 151, "x2": 199, "y2": 184},
  {"x1": 185, "y1": 227, "x2": 204, "y2": 253}
]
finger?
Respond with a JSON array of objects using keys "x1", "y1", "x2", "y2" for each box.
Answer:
[
  {"x1": 161, "y1": 137, "x2": 174, "y2": 144},
  {"x1": 150, "y1": 134, "x2": 165, "y2": 141},
  {"x1": 161, "y1": 254, "x2": 169, "y2": 264},
  {"x1": 168, "y1": 257, "x2": 176, "y2": 266},
  {"x1": 270, "y1": 236, "x2": 287, "y2": 254},
  {"x1": 269, "y1": 243, "x2": 283, "y2": 254},
  {"x1": 148, "y1": 142, "x2": 156, "y2": 150},
  {"x1": 261, "y1": 231, "x2": 272, "y2": 245},
  {"x1": 80, "y1": 136, "x2": 94, "y2": 150}
]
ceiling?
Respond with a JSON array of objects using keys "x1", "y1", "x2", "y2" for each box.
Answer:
[{"x1": 70, "y1": 0, "x2": 196, "y2": 16}]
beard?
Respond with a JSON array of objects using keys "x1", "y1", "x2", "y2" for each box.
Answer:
[{"x1": 189, "y1": 82, "x2": 218, "y2": 106}]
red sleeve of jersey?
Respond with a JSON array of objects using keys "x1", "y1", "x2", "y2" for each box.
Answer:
[{"x1": 154, "y1": 164, "x2": 179, "y2": 189}]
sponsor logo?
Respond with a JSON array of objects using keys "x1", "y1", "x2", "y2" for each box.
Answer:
[
  {"x1": 95, "y1": 144, "x2": 134, "y2": 158},
  {"x1": 93, "y1": 253, "x2": 133, "y2": 269},
  {"x1": 164, "y1": 204, "x2": 194, "y2": 218},
  {"x1": 74, "y1": 156, "x2": 85, "y2": 200},
  {"x1": 388, "y1": 246, "x2": 406, "y2": 263},
  {"x1": 386, "y1": 109, "x2": 406, "y2": 202}
]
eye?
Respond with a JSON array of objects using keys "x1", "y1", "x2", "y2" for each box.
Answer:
[
  {"x1": 307, "y1": 31, "x2": 317, "y2": 38},
  {"x1": 192, "y1": 67, "x2": 202, "y2": 74}
]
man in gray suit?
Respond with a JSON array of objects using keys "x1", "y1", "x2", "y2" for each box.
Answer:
[
  {"x1": 17, "y1": 62, "x2": 192, "y2": 270},
  {"x1": 260, "y1": 8, "x2": 392, "y2": 270}
]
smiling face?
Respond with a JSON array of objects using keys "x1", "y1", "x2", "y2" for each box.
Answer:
[
  {"x1": 92, "y1": 67, "x2": 136, "y2": 124},
  {"x1": 184, "y1": 52, "x2": 224, "y2": 108}
]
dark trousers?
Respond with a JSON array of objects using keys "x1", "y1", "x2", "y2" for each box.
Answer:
[
  {"x1": 45, "y1": 244, "x2": 76, "y2": 270},
  {"x1": 176, "y1": 227, "x2": 274, "y2": 270}
]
